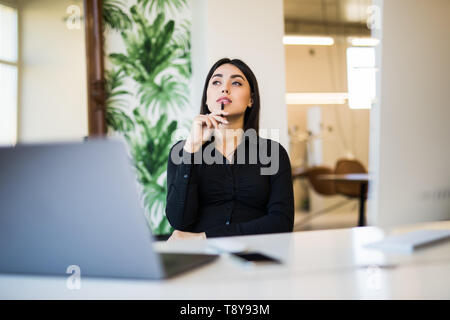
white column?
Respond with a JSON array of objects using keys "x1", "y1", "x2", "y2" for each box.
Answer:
[{"x1": 369, "y1": 0, "x2": 450, "y2": 227}]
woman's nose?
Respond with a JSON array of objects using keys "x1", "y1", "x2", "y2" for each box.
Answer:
[{"x1": 222, "y1": 89, "x2": 229, "y2": 94}]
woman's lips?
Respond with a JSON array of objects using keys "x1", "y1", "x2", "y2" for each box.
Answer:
[{"x1": 217, "y1": 97, "x2": 232, "y2": 104}]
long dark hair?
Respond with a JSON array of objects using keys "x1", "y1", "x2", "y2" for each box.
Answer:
[{"x1": 199, "y1": 58, "x2": 260, "y2": 133}]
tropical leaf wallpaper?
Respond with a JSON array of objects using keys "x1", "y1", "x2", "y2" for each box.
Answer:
[{"x1": 103, "y1": 0, "x2": 192, "y2": 235}]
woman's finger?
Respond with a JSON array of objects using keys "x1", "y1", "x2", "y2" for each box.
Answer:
[
  {"x1": 210, "y1": 114, "x2": 229, "y2": 124},
  {"x1": 194, "y1": 115, "x2": 207, "y2": 126},
  {"x1": 196, "y1": 115, "x2": 209, "y2": 127},
  {"x1": 203, "y1": 116, "x2": 213, "y2": 129},
  {"x1": 208, "y1": 115, "x2": 219, "y2": 129},
  {"x1": 211, "y1": 110, "x2": 230, "y2": 116}
]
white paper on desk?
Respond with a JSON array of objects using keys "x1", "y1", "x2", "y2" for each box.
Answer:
[{"x1": 364, "y1": 229, "x2": 450, "y2": 253}]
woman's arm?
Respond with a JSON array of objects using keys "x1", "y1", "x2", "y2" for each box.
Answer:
[
  {"x1": 165, "y1": 140, "x2": 200, "y2": 231},
  {"x1": 204, "y1": 143, "x2": 295, "y2": 237},
  {"x1": 166, "y1": 111, "x2": 229, "y2": 232}
]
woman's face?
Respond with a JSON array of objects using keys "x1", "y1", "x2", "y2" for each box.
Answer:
[{"x1": 206, "y1": 63, "x2": 253, "y2": 116}]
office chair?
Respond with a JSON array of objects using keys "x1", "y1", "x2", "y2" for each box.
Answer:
[
  {"x1": 334, "y1": 159, "x2": 367, "y2": 198},
  {"x1": 292, "y1": 166, "x2": 337, "y2": 196},
  {"x1": 304, "y1": 166, "x2": 337, "y2": 196}
]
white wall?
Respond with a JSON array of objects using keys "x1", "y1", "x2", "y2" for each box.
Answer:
[
  {"x1": 18, "y1": 0, "x2": 87, "y2": 143},
  {"x1": 285, "y1": 42, "x2": 371, "y2": 168},
  {"x1": 369, "y1": 0, "x2": 450, "y2": 227},
  {"x1": 191, "y1": 0, "x2": 289, "y2": 150},
  {"x1": 285, "y1": 40, "x2": 371, "y2": 214}
]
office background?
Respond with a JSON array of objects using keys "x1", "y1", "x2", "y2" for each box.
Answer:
[{"x1": 1, "y1": 0, "x2": 449, "y2": 235}]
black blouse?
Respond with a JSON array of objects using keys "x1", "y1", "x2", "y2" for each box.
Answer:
[{"x1": 165, "y1": 134, "x2": 294, "y2": 238}]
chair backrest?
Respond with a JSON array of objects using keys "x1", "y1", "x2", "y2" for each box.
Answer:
[
  {"x1": 334, "y1": 159, "x2": 367, "y2": 198},
  {"x1": 305, "y1": 166, "x2": 337, "y2": 196}
]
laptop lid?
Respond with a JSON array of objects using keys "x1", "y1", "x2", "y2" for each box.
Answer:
[{"x1": 0, "y1": 139, "x2": 168, "y2": 279}]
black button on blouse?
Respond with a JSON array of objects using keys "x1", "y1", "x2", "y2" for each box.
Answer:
[{"x1": 165, "y1": 134, "x2": 294, "y2": 238}]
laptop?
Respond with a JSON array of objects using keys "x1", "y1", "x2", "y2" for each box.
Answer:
[{"x1": 0, "y1": 139, "x2": 218, "y2": 280}]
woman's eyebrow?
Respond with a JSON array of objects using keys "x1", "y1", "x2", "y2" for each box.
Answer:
[
  {"x1": 231, "y1": 74, "x2": 245, "y2": 81},
  {"x1": 212, "y1": 74, "x2": 246, "y2": 81}
]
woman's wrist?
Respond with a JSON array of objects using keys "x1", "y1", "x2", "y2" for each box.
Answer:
[
  {"x1": 168, "y1": 230, "x2": 207, "y2": 241},
  {"x1": 184, "y1": 139, "x2": 202, "y2": 153}
]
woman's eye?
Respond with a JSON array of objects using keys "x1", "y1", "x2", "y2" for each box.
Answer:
[{"x1": 212, "y1": 80, "x2": 242, "y2": 86}]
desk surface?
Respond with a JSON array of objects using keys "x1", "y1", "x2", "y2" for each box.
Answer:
[
  {"x1": 317, "y1": 173, "x2": 370, "y2": 183},
  {"x1": 1, "y1": 221, "x2": 450, "y2": 299}
]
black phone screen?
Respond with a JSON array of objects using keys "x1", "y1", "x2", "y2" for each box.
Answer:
[{"x1": 232, "y1": 252, "x2": 281, "y2": 264}]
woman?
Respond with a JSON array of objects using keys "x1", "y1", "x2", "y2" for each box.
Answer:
[{"x1": 166, "y1": 58, "x2": 294, "y2": 240}]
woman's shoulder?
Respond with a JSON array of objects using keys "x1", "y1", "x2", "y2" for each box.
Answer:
[
  {"x1": 168, "y1": 139, "x2": 188, "y2": 159},
  {"x1": 252, "y1": 137, "x2": 291, "y2": 176},
  {"x1": 171, "y1": 139, "x2": 186, "y2": 149},
  {"x1": 170, "y1": 139, "x2": 198, "y2": 152}
]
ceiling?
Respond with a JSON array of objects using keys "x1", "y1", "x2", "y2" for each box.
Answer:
[{"x1": 284, "y1": 0, "x2": 372, "y2": 36}]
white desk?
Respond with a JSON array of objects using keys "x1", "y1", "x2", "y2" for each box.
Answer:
[{"x1": 1, "y1": 221, "x2": 450, "y2": 299}]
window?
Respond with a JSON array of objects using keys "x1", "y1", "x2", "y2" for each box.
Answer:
[
  {"x1": 0, "y1": 3, "x2": 18, "y2": 146},
  {"x1": 346, "y1": 47, "x2": 376, "y2": 109}
]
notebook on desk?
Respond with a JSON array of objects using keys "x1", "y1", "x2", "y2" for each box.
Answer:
[
  {"x1": 0, "y1": 139, "x2": 218, "y2": 280},
  {"x1": 364, "y1": 229, "x2": 450, "y2": 253}
]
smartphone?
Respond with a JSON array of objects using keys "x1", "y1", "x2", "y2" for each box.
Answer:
[{"x1": 231, "y1": 252, "x2": 282, "y2": 265}]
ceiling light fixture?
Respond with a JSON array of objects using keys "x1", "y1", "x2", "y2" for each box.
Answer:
[
  {"x1": 348, "y1": 37, "x2": 380, "y2": 47},
  {"x1": 286, "y1": 92, "x2": 348, "y2": 105},
  {"x1": 283, "y1": 35, "x2": 334, "y2": 46}
]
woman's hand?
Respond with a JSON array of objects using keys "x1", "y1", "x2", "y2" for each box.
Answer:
[
  {"x1": 184, "y1": 111, "x2": 229, "y2": 153},
  {"x1": 168, "y1": 230, "x2": 207, "y2": 241}
]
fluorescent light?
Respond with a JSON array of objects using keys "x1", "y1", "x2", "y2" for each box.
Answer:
[
  {"x1": 283, "y1": 35, "x2": 334, "y2": 46},
  {"x1": 286, "y1": 93, "x2": 348, "y2": 105},
  {"x1": 348, "y1": 37, "x2": 380, "y2": 47}
]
